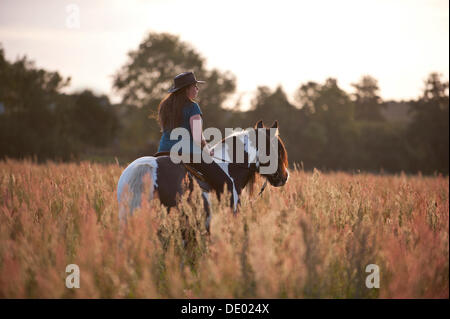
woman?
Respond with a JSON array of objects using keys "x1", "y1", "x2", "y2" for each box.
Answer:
[{"x1": 156, "y1": 71, "x2": 236, "y2": 209}]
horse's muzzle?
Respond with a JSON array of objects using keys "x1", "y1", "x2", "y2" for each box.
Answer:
[{"x1": 269, "y1": 170, "x2": 289, "y2": 187}]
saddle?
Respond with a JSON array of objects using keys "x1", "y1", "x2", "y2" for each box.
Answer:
[{"x1": 153, "y1": 151, "x2": 211, "y2": 191}]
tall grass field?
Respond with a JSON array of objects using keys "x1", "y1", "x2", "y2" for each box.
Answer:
[{"x1": 0, "y1": 159, "x2": 448, "y2": 298}]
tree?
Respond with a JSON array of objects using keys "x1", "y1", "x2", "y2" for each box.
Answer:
[
  {"x1": 112, "y1": 32, "x2": 236, "y2": 156},
  {"x1": 0, "y1": 45, "x2": 119, "y2": 162},
  {"x1": 113, "y1": 33, "x2": 205, "y2": 109},
  {"x1": 351, "y1": 75, "x2": 385, "y2": 121},
  {"x1": 195, "y1": 69, "x2": 236, "y2": 129},
  {"x1": 0, "y1": 46, "x2": 75, "y2": 161},
  {"x1": 295, "y1": 81, "x2": 321, "y2": 114},
  {"x1": 70, "y1": 90, "x2": 119, "y2": 148},
  {"x1": 423, "y1": 72, "x2": 449, "y2": 102},
  {"x1": 407, "y1": 73, "x2": 449, "y2": 174},
  {"x1": 295, "y1": 78, "x2": 357, "y2": 170},
  {"x1": 250, "y1": 85, "x2": 297, "y2": 123},
  {"x1": 246, "y1": 85, "x2": 301, "y2": 162}
]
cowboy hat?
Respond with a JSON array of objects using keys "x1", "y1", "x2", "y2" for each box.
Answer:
[{"x1": 168, "y1": 71, "x2": 205, "y2": 93}]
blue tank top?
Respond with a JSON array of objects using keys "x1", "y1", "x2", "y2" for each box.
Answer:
[{"x1": 157, "y1": 101, "x2": 203, "y2": 153}]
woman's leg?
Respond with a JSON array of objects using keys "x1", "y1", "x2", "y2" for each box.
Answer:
[{"x1": 187, "y1": 154, "x2": 236, "y2": 209}]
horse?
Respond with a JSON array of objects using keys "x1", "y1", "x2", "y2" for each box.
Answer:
[{"x1": 116, "y1": 120, "x2": 289, "y2": 232}]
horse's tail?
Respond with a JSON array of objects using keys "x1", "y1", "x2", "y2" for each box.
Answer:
[{"x1": 117, "y1": 158, "x2": 158, "y2": 221}]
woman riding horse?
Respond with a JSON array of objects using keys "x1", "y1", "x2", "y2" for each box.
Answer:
[
  {"x1": 117, "y1": 73, "x2": 289, "y2": 226},
  {"x1": 156, "y1": 71, "x2": 237, "y2": 209}
]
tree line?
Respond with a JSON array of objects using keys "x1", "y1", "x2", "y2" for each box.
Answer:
[{"x1": 0, "y1": 33, "x2": 448, "y2": 174}]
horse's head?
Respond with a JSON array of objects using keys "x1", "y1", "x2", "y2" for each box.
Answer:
[{"x1": 253, "y1": 120, "x2": 289, "y2": 187}]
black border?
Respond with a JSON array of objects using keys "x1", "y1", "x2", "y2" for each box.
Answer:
[{"x1": 1, "y1": 299, "x2": 448, "y2": 317}]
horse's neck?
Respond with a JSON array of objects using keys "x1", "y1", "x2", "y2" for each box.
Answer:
[
  {"x1": 212, "y1": 131, "x2": 257, "y2": 192},
  {"x1": 211, "y1": 130, "x2": 258, "y2": 164},
  {"x1": 229, "y1": 161, "x2": 255, "y2": 193}
]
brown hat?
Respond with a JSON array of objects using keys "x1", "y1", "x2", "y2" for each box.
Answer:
[{"x1": 168, "y1": 71, "x2": 205, "y2": 93}]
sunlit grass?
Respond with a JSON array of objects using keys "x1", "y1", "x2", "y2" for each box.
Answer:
[{"x1": 0, "y1": 159, "x2": 448, "y2": 298}]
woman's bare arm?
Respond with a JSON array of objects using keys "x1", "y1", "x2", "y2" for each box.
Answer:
[{"x1": 190, "y1": 114, "x2": 208, "y2": 150}]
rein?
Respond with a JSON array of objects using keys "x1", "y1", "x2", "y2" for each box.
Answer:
[{"x1": 257, "y1": 180, "x2": 268, "y2": 197}]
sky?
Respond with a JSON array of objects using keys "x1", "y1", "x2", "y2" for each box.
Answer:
[{"x1": 0, "y1": 0, "x2": 448, "y2": 109}]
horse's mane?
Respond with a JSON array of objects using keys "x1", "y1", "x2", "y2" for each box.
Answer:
[{"x1": 278, "y1": 136, "x2": 289, "y2": 169}]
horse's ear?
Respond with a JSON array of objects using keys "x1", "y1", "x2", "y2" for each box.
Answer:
[
  {"x1": 271, "y1": 120, "x2": 279, "y2": 136},
  {"x1": 255, "y1": 120, "x2": 264, "y2": 129}
]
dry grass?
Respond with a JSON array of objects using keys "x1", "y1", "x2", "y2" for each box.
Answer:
[{"x1": 0, "y1": 159, "x2": 448, "y2": 298}]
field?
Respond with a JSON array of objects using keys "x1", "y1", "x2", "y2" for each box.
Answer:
[{"x1": 0, "y1": 159, "x2": 448, "y2": 298}]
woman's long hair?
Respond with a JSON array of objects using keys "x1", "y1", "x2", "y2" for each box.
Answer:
[{"x1": 157, "y1": 86, "x2": 193, "y2": 132}]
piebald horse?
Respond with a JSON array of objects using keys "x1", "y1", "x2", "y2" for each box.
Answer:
[{"x1": 116, "y1": 120, "x2": 289, "y2": 231}]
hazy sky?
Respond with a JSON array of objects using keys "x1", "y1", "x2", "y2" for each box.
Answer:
[{"x1": 0, "y1": 0, "x2": 448, "y2": 109}]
